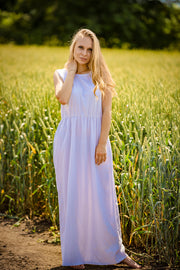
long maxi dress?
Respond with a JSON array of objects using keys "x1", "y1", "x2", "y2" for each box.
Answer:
[{"x1": 53, "y1": 68, "x2": 127, "y2": 266}]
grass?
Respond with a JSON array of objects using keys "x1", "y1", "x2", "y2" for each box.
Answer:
[{"x1": 0, "y1": 44, "x2": 179, "y2": 266}]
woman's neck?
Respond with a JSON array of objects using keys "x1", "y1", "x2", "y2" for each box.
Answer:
[{"x1": 77, "y1": 64, "x2": 89, "y2": 74}]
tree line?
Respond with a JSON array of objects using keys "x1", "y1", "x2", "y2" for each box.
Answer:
[{"x1": 0, "y1": 0, "x2": 180, "y2": 49}]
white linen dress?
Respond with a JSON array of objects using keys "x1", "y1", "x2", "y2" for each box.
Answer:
[{"x1": 53, "y1": 68, "x2": 127, "y2": 266}]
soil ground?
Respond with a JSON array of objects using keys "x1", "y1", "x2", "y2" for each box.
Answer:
[{"x1": 0, "y1": 215, "x2": 178, "y2": 270}]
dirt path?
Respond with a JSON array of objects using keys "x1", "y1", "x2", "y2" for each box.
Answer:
[
  {"x1": 0, "y1": 215, "x2": 62, "y2": 270},
  {"x1": 0, "y1": 215, "x2": 176, "y2": 270}
]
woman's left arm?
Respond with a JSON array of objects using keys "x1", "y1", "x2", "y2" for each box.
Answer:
[{"x1": 95, "y1": 88, "x2": 112, "y2": 165}]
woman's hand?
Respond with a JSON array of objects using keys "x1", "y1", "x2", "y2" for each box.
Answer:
[
  {"x1": 95, "y1": 143, "x2": 107, "y2": 165},
  {"x1": 67, "y1": 60, "x2": 77, "y2": 74}
]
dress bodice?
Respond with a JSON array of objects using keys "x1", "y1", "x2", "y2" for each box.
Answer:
[{"x1": 56, "y1": 69, "x2": 102, "y2": 119}]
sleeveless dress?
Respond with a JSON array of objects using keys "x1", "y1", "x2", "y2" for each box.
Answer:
[{"x1": 53, "y1": 68, "x2": 127, "y2": 266}]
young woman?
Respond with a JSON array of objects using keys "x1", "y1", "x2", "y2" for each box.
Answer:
[{"x1": 53, "y1": 28, "x2": 141, "y2": 269}]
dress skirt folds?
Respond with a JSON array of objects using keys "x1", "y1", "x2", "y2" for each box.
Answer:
[{"x1": 53, "y1": 68, "x2": 127, "y2": 266}]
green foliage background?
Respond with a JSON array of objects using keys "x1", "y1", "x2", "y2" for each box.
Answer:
[{"x1": 0, "y1": 0, "x2": 180, "y2": 49}]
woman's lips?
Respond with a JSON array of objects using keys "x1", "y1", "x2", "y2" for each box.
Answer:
[{"x1": 79, "y1": 57, "x2": 87, "y2": 61}]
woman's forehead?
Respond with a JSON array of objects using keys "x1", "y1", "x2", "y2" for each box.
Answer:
[{"x1": 76, "y1": 36, "x2": 93, "y2": 48}]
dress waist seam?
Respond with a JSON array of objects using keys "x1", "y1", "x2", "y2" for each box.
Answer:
[{"x1": 61, "y1": 115, "x2": 102, "y2": 119}]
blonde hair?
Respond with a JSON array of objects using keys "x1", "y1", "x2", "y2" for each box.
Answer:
[{"x1": 65, "y1": 28, "x2": 117, "y2": 98}]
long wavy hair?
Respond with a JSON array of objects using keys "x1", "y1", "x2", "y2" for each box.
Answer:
[{"x1": 64, "y1": 28, "x2": 117, "y2": 98}]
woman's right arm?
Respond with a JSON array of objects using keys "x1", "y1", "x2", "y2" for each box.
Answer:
[{"x1": 53, "y1": 61, "x2": 77, "y2": 105}]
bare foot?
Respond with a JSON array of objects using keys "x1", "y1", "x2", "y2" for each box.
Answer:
[
  {"x1": 70, "y1": 265, "x2": 85, "y2": 269},
  {"x1": 122, "y1": 255, "x2": 141, "y2": 268}
]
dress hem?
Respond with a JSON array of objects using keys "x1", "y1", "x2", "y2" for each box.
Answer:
[{"x1": 62, "y1": 252, "x2": 128, "y2": 266}]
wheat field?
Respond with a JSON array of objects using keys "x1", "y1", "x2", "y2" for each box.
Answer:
[{"x1": 0, "y1": 44, "x2": 179, "y2": 265}]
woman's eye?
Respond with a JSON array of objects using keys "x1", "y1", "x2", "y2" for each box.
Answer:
[
  {"x1": 79, "y1": 46, "x2": 83, "y2": 49},
  {"x1": 88, "y1": 49, "x2": 92, "y2": 52}
]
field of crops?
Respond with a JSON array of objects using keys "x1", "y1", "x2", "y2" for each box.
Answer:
[{"x1": 0, "y1": 44, "x2": 179, "y2": 266}]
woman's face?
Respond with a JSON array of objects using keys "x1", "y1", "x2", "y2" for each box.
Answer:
[{"x1": 73, "y1": 36, "x2": 93, "y2": 66}]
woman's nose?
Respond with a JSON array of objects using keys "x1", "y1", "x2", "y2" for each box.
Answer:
[{"x1": 82, "y1": 49, "x2": 87, "y2": 56}]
